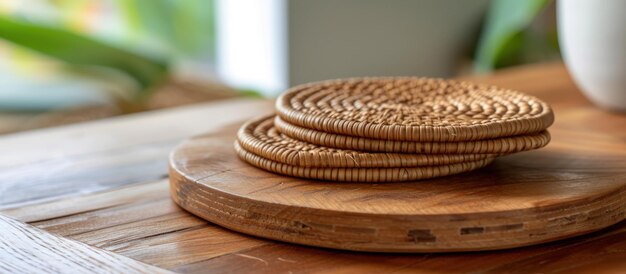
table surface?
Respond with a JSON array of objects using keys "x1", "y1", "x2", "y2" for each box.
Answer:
[{"x1": 2, "y1": 62, "x2": 626, "y2": 274}]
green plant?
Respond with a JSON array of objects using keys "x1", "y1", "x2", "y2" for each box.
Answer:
[
  {"x1": 0, "y1": 16, "x2": 169, "y2": 106},
  {"x1": 118, "y1": 0, "x2": 215, "y2": 59},
  {"x1": 0, "y1": 0, "x2": 218, "y2": 112},
  {"x1": 474, "y1": 0, "x2": 558, "y2": 72}
]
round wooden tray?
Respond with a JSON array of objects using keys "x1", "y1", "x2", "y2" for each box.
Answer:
[{"x1": 169, "y1": 123, "x2": 626, "y2": 252}]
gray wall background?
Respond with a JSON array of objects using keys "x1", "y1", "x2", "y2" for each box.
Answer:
[{"x1": 287, "y1": 0, "x2": 490, "y2": 86}]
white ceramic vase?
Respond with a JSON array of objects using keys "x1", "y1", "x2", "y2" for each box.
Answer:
[{"x1": 558, "y1": 0, "x2": 626, "y2": 112}]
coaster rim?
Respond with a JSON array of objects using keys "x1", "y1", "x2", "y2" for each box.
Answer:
[
  {"x1": 238, "y1": 115, "x2": 495, "y2": 168},
  {"x1": 234, "y1": 142, "x2": 496, "y2": 183},
  {"x1": 274, "y1": 116, "x2": 551, "y2": 154},
  {"x1": 276, "y1": 77, "x2": 554, "y2": 142}
]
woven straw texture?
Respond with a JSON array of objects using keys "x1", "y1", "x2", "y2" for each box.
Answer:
[
  {"x1": 276, "y1": 77, "x2": 554, "y2": 142},
  {"x1": 238, "y1": 116, "x2": 494, "y2": 168},
  {"x1": 234, "y1": 142, "x2": 495, "y2": 182},
  {"x1": 274, "y1": 116, "x2": 551, "y2": 154}
]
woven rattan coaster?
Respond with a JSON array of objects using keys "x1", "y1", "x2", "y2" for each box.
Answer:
[
  {"x1": 238, "y1": 116, "x2": 494, "y2": 168},
  {"x1": 234, "y1": 142, "x2": 495, "y2": 182},
  {"x1": 276, "y1": 77, "x2": 554, "y2": 142},
  {"x1": 275, "y1": 116, "x2": 550, "y2": 154}
]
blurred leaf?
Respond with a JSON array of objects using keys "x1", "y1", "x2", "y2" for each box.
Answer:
[
  {"x1": 118, "y1": 0, "x2": 215, "y2": 58},
  {"x1": 238, "y1": 88, "x2": 264, "y2": 98},
  {"x1": 0, "y1": 16, "x2": 169, "y2": 100},
  {"x1": 474, "y1": 0, "x2": 549, "y2": 72},
  {"x1": 173, "y1": 0, "x2": 215, "y2": 56}
]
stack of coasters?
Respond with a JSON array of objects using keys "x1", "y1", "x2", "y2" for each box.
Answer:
[{"x1": 235, "y1": 77, "x2": 554, "y2": 182}]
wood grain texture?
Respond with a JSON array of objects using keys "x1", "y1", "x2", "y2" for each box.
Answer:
[
  {"x1": 2, "y1": 181, "x2": 267, "y2": 269},
  {"x1": 0, "y1": 98, "x2": 274, "y2": 209},
  {"x1": 0, "y1": 214, "x2": 172, "y2": 274},
  {"x1": 8, "y1": 180, "x2": 626, "y2": 274},
  {"x1": 2, "y1": 62, "x2": 626, "y2": 273},
  {"x1": 169, "y1": 113, "x2": 626, "y2": 252}
]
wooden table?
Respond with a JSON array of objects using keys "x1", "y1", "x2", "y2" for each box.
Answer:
[{"x1": 2, "y1": 62, "x2": 626, "y2": 273}]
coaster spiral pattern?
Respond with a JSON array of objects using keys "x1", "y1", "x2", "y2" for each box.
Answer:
[{"x1": 277, "y1": 77, "x2": 554, "y2": 142}]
